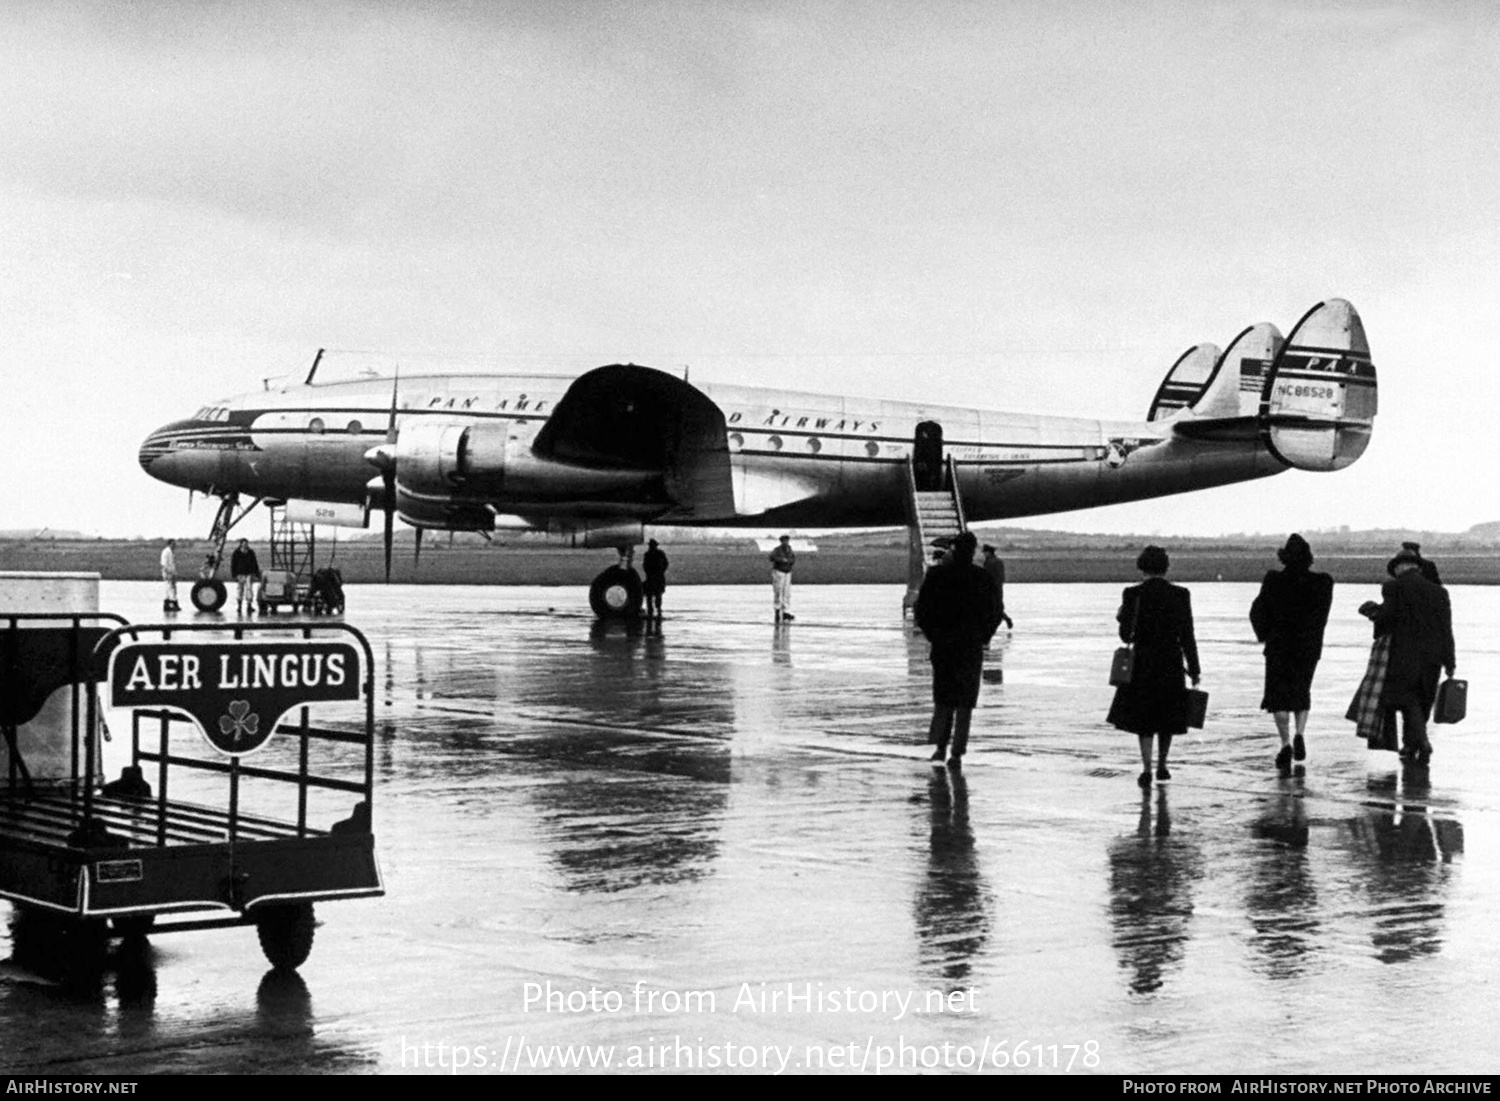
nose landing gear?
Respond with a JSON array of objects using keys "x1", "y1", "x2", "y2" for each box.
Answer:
[
  {"x1": 189, "y1": 579, "x2": 228, "y2": 613},
  {"x1": 189, "y1": 493, "x2": 259, "y2": 613}
]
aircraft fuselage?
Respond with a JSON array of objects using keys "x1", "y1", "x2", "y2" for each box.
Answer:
[
  {"x1": 140, "y1": 299, "x2": 1377, "y2": 544},
  {"x1": 139, "y1": 371, "x2": 1286, "y2": 531}
]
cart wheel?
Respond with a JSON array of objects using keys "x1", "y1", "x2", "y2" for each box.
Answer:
[
  {"x1": 191, "y1": 579, "x2": 228, "y2": 612},
  {"x1": 14, "y1": 913, "x2": 111, "y2": 985},
  {"x1": 256, "y1": 903, "x2": 316, "y2": 971}
]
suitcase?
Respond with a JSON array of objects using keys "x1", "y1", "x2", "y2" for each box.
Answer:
[
  {"x1": 1184, "y1": 688, "x2": 1209, "y2": 730},
  {"x1": 1434, "y1": 678, "x2": 1467, "y2": 724}
]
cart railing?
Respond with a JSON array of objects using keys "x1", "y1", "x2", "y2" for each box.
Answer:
[{"x1": 87, "y1": 620, "x2": 377, "y2": 847}]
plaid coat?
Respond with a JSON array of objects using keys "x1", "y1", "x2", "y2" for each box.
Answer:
[{"x1": 1346, "y1": 635, "x2": 1395, "y2": 750}]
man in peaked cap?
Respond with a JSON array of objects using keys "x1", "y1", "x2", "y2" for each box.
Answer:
[{"x1": 1358, "y1": 545, "x2": 1457, "y2": 766}]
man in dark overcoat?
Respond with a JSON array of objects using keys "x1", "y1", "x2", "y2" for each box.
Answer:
[
  {"x1": 642, "y1": 538, "x2": 669, "y2": 620},
  {"x1": 1359, "y1": 546, "x2": 1457, "y2": 765},
  {"x1": 916, "y1": 532, "x2": 1003, "y2": 769}
]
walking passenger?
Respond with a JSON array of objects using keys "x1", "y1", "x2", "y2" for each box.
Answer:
[
  {"x1": 1357, "y1": 545, "x2": 1457, "y2": 767},
  {"x1": 980, "y1": 544, "x2": 1015, "y2": 632},
  {"x1": 1249, "y1": 534, "x2": 1333, "y2": 774},
  {"x1": 1106, "y1": 546, "x2": 1201, "y2": 789},
  {"x1": 642, "y1": 539, "x2": 669, "y2": 620},
  {"x1": 1401, "y1": 540, "x2": 1443, "y2": 585},
  {"x1": 915, "y1": 532, "x2": 1003, "y2": 770},
  {"x1": 230, "y1": 538, "x2": 262, "y2": 617},
  {"x1": 769, "y1": 535, "x2": 796, "y2": 623}
]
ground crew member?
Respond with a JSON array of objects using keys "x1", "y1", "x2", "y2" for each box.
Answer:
[{"x1": 770, "y1": 535, "x2": 796, "y2": 623}]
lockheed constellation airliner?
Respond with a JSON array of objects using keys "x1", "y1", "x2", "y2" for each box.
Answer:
[{"x1": 139, "y1": 298, "x2": 1376, "y2": 617}]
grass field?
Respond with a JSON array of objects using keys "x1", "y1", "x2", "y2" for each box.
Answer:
[{"x1": 3, "y1": 538, "x2": 1496, "y2": 586}]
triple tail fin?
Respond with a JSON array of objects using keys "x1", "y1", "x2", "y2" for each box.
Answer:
[{"x1": 1163, "y1": 300, "x2": 1376, "y2": 472}]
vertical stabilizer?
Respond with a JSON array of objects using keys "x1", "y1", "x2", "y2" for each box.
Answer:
[
  {"x1": 1147, "y1": 343, "x2": 1222, "y2": 421},
  {"x1": 1219, "y1": 322, "x2": 1285, "y2": 418},
  {"x1": 1259, "y1": 299, "x2": 1376, "y2": 471}
]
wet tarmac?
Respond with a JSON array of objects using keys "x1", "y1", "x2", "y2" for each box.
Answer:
[{"x1": 2, "y1": 580, "x2": 1496, "y2": 1075}]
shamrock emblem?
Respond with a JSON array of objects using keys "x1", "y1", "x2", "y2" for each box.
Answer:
[{"x1": 219, "y1": 699, "x2": 261, "y2": 749}]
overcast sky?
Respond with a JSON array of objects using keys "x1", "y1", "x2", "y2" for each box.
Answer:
[{"x1": 3, "y1": 1, "x2": 1496, "y2": 540}]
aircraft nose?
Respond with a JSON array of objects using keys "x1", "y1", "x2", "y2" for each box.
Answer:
[
  {"x1": 139, "y1": 418, "x2": 212, "y2": 486},
  {"x1": 139, "y1": 426, "x2": 172, "y2": 473}
]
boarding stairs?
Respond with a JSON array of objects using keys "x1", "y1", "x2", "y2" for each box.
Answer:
[{"x1": 902, "y1": 455, "x2": 968, "y2": 616}]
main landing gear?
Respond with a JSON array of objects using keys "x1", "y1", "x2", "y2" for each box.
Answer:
[{"x1": 589, "y1": 545, "x2": 643, "y2": 620}]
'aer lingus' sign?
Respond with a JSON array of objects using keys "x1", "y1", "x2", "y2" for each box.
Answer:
[{"x1": 108, "y1": 641, "x2": 361, "y2": 756}]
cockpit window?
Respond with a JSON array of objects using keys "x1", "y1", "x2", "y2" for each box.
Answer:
[{"x1": 193, "y1": 406, "x2": 231, "y2": 422}]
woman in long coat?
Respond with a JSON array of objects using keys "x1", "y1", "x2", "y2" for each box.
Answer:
[
  {"x1": 1249, "y1": 533, "x2": 1333, "y2": 774},
  {"x1": 1107, "y1": 546, "x2": 1201, "y2": 788}
]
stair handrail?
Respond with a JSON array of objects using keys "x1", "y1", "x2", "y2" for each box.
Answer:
[
  {"x1": 901, "y1": 455, "x2": 926, "y2": 616},
  {"x1": 903, "y1": 454, "x2": 924, "y2": 536},
  {"x1": 946, "y1": 453, "x2": 968, "y2": 533}
]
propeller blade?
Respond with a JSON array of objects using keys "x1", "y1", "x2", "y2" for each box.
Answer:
[
  {"x1": 383, "y1": 470, "x2": 395, "y2": 583},
  {"x1": 386, "y1": 374, "x2": 399, "y2": 443},
  {"x1": 383, "y1": 374, "x2": 399, "y2": 583},
  {"x1": 414, "y1": 528, "x2": 423, "y2": 568}
]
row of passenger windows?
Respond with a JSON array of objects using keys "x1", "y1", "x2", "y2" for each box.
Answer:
[
  {"x1": 306, "y1": 418, "x2": 365, "y2": 434},
  {"x1": 297, "y1": 419, "x2": 874, "y2": 452},
  {"x1": 728, "y1": 432, "x2": 880, "y2": 457}
]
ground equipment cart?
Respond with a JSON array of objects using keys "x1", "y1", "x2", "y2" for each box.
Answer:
[{"x1": 0, "y1": 614, "x2": 383, "y2": 979}]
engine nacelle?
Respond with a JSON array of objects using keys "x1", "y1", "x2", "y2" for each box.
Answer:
[
  {"x1": 393, "y1": 420, "x2": 660, "y2": 502},
  {"x1": 391, "y1": 421, "x2": 468, "y2": 496},
  {"x1": 393, "y1": 490, "x2": 495, "y2": 532},
  {"x1": 544, "y1": 520, "x2": 646, "y2": 549}
]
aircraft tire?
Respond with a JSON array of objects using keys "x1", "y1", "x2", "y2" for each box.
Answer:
[
  {"x1": 589, "y1": 567, "x2": 643, "y2": 620},
  {"x1": 190, "y1": 579, "x2": 227, "y2": 613}
]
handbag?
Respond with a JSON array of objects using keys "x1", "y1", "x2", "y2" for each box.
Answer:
[
  {"x1": 1434, "y1": 677, "x2": 1467, "y2": 724},
  {"x1": 1108, "y1": 593, "x2": 1141, "y2": 687},
  {"x1": 1185, "y1": 688, "x2": 1208, "y2": 729}
]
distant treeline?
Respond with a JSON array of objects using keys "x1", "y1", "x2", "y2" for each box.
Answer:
[{"x1": 1, "y1": 538, "x2": 1495, "y2": 585}]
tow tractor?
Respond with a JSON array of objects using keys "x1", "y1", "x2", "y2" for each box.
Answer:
[{"x1": 0, "y1": 614, "x2": 382, "y2": 978}]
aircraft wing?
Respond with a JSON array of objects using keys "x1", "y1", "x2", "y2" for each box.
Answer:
[{"x1": 531, "y1": 364, "x2": 738, "y2": 520}]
